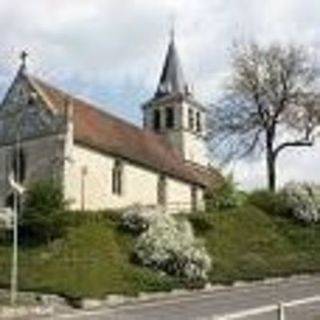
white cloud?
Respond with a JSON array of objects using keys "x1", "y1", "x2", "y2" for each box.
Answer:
[{"x1": 1, "y1": 0, "x2": 320, "y2": 188}]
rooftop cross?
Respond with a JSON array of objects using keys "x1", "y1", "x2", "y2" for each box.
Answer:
[
  {"x1": 19, "y1": 50, "x2": 28, "y2": 71},
  {"x1": 170, "y1": 14, "x2": 176, "y2": 41}
]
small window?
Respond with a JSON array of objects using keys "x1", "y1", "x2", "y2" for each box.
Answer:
[
  {"x1": 12, "y1": 148, "x2": 26, "y2": 183},
  {"x1": 196, "y1": 112, "x2": 201, "y2": 133},
  {"x1": 112, "y1": 159, "x2": 123, "y2": 195},
  {"x1": 153, "y1": 109, "x2": 161, "y2": 131},
  {"x1": 191, "y1": 185, "x2": 197, "y2": 212},
  {"x1": 188, "y1": 108, "x2": 194, "y2": 130},
  {"x1": 165, "y1": 107, "x2": 174, "y2": 129}
]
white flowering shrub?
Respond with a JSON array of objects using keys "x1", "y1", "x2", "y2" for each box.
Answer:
[
  {"x1": 121, "y1": 205, "x2": 162, "y2": 234},
  {"x1": 282, "y1": 182, "x2": 320, "y2": 223},
  {"x1": 134, "y1": 214, "x2": 212, "y2": 281}
]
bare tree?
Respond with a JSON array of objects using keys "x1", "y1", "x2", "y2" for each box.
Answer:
[{"x1": 209, "y1": 42, "x2": 320, "y2": 191}]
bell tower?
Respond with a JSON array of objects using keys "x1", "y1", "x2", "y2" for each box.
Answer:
[{"x1": 142, "y1": 33, "x2": 209, "y2": 167}]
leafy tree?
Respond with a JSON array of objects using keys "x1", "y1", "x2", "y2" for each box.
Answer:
[
  {"x1": 210, "y1": 42, "x2": 320, "y2": 191},
  {"x1": 22, "y1": 179, "x2": 68, "y2": 243}
]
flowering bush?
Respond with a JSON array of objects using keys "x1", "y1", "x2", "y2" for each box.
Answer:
[
  {"x1": 134, "y1": 214, "x2": 212, "y2": 281},
  {"x1": 121, "y1": 205, "x2": 162, "y2": 234},
  {"x1": 282, "y1": 182, "x2": 320, "y2": 224}
]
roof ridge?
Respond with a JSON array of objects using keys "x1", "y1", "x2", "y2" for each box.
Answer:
[
  {"x1": 28, "y1": 74, "x2": 179, "y2": 151},
  {"x1": 28, "y1": 75, "x2": 143, "y2": 129}
]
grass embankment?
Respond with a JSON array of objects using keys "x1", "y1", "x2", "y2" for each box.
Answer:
[
  {"x1": 1, "y1": 205, "x2": 320, "y2": 299},
  {"x1": 190, "y1": 205, "x2": 320, "y2": 284},
  {"x1": 0, "y1": 213, "x2": 180, "y2": 299}
]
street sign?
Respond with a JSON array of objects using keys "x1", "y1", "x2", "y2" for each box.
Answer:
[{"x1": 0, "y1": 207, "x2": 14, "y2": 229}]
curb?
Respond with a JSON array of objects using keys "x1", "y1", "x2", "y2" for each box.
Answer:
[
  {"x1": 76, "y1": 273, "x2": 317, "y2": 310},
  {"x1": 0, "y1": 305, "x2": 54, "y2": 318}
]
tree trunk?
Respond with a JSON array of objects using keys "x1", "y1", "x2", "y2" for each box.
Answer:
[
  {"x1": 267, "y1": 154, "x2": 276, "y2": 192},
  {"x1": 266, "y1": 130, "x2": 276, "y2": 192}
]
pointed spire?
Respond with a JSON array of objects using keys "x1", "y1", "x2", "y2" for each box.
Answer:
[{"x1": 155, "y1": 31, "x2": 190, "y2": 98}]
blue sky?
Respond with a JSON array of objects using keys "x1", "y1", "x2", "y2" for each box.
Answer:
[{"x1": 1, "y1": 0, "x2": 320, "y2": 189}]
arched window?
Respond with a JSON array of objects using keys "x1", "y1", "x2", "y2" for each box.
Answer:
[
  {"x1": 12, "y1": 147, "x2": 26, "y2": 183},
  {"x1": 157, "y1": 174, "x2": 167, "y2": 206},
  {"x1": 165, "y1": 107, "x2": 174, "y2": 129},
  {"x1": 196, "y1": 111, "x2": 202, "y2": 133},
  {"x1": 153, "y1": 109, "x2": 161, "y2": 131},
  {"x1": 191, "y1": 185, "x2": 198, "y2": 212},
  {"x1": 112, "y1": 159, "x2": 123, "y2": 195},
  {"x1": 188, "y1": 108, "x2": 194, "y2": 130}
]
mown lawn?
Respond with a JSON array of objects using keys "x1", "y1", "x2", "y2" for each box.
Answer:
[
  {"x1": 0, "y1": 213, "x2": 180, "y2": 299},
  {"x1": 1, "y1": 204, "x2": 320, "y2": 298},
  {"x1": 190, "y1": 205, "x2": 320, "y2": 284}
]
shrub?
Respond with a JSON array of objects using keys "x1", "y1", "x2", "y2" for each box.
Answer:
[
  {"x1": 21, "y1": 179, "x2": 68, "y2": 243},
  {"x1": 188, "y1": 213, "x2": 214, "y2": 233},
  {"x1": 247, "y1": 190, "x2": 290, "y2": 217},
  {"x1": 121, "y1": 205, "x2": 162, "y2": 234},
  {"x1": 134, "y1": 214, "x2": 211, "y2": 282},
  {"x1": 282, "y1": 182, "x2": 320, "y2": 224},
  {"x1": 205, "y1": 174, "x2": 245, "y2": 211}
]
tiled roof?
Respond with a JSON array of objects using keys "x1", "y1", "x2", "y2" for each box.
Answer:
[{"x1": 27, "y1": 74, "x2": 222, "y2": 187}]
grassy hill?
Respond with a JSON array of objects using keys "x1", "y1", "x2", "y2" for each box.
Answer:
[
  {"x1": 1, "y1": 204, "x2": 320, "y2": 299},
  {"x1": 0, "y1": 213, "x2": 180, "y2": 299},
  {"x1": 190, "y1": 205, "x2": 320, "y2": 284}
]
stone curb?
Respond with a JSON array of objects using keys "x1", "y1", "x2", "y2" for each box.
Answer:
[
  {"x1": 0, "y1": 305, "x2": 54, "y2": 318},
  {"x1": 0, "y1": 273, "x2": 316, "y2": 315},
  {"x1": 76, "y1": 273, "x2": 317, "y2": 310}
]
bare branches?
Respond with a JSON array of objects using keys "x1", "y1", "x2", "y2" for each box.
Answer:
[
  {"x1": 210, "y1": 41, "x2": 320, "y2": 190},
  {"x1": 274, "y1": 139, "x2": 313, "y2": 158}
]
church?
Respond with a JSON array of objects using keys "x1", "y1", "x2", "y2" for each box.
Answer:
[{"x1": 0, "y1": 36, "x2": 221, "y2": 213}]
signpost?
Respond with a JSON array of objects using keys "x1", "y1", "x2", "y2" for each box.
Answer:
[
  {"x1": 9, "y1": 137, "x2": 25, "y2": 306},
  {"x1": 0, "y1": 207, "x2": 14, "y2": 229},
  {"x1": 0, "y1": 51, "x2": 28, "y2": 306}
]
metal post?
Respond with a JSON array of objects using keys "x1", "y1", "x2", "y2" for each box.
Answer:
[
  {"x1": 278, "y1": 302, "x2": 285, "y2": 320},
  {"x1": 10, "y1": 132, "x2": 20, "y2": 306}
]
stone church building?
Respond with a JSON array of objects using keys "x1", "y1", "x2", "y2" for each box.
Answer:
[{"x1": 0, "y1": 36, "x2": 221, "y2": 213}]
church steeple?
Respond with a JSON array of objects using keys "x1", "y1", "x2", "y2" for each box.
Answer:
[
  {"x1": 142, "y1": 33, "x2": 209, "y2": 167},
  {"x1": 155, "y1": 32, "x2": 190, "y2": 98}
]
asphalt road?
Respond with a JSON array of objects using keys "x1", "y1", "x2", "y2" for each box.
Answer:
[{"x1": 52, "y1": 275, "x2": 320, "y2": 320}]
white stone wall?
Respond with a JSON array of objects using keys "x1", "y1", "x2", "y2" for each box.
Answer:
[
  {"x1": 64, "y1": 144, "x2": 159, "y2": 210},
  {"x1": 166, "y1": 177, "x2": 193, "y2": 213},
  {"x1": 0, "y1": 134, "x2": 65, "y2": 207},
  {"x1": 0, "y1": 133, "x2": 206, "y2": 213},
  {"x1": 64, "y1": 143, "x2": 205, "y2": 212},
  {"x1": 182, "y1": 131, "x2": 209, "y2": 166}
]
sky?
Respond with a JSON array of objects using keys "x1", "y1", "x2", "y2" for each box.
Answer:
[{"x1": 1, "y1": 0, "x2": 320, "y2": 189}]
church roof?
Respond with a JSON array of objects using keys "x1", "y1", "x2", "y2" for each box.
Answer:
[
  {"x1": 26, "y1": 74, "x2": 222, "y2": 188},
  {"x1": 155, "y1": 35, "x2": 190, "y2": 98}
]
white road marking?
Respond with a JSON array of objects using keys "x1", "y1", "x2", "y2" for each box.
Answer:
[{"x1": 214, "y1": 295, "x2": 320, "y2": 319}]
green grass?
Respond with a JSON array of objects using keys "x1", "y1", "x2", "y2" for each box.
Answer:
[
  {"x1": 0, "y1": 213, "x2": 180, "y2": 299},
  {"x1": 190, "y1": 204, "x2": 320, "y2": 284},
  {"x1": 1, "y1": 204, "x2": 320, "y2": 299}
]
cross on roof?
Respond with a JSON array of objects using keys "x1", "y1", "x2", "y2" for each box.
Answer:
[
  {"x1": 170, "y1": 14, "x2": 176, "y2": 41},
  {"x1": 20, "y1": 50, "x2": 28, "y2": 70}
]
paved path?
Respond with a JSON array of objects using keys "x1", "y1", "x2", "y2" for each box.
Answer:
[{"x1": 51, "y1": 275, "x2": 320, "y2": 319}]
